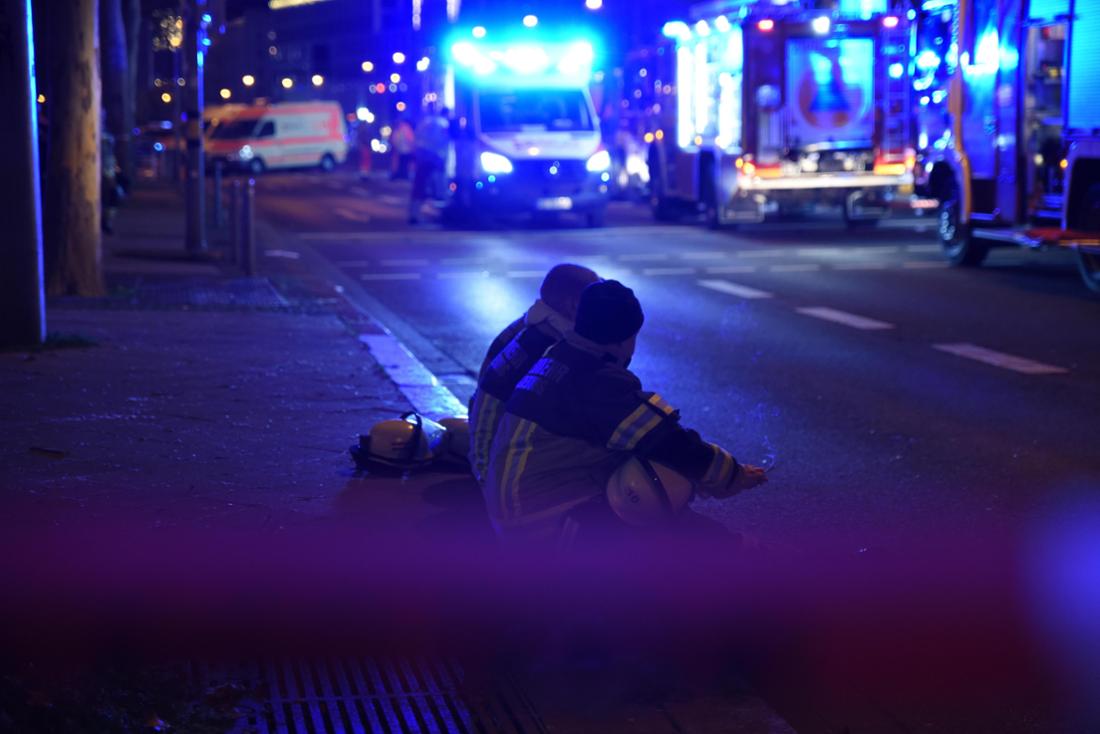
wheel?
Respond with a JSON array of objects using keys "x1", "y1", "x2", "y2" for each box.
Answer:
[
  {"x1": 1075, "y1": 183, "x2": 1100, "y2": 292},
  {"x1": 585, "y1": 208, "x2": 606, "y2": 228},
  {"x1": 1078, "y1": 249, "x2": 1100, "y2": 293},
  {"x1": 319, "y1": 153, "x2": 336, "y2": 172},
  {"x1": 248, "y1": 158, "x2": 265, "y2": 175},
  {"x1": 938, "y1": 196, "x2": 988, "y2": 266}
]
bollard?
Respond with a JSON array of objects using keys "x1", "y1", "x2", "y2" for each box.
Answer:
[
  {"x1": 213, "y1": 161, "x2": 224, "y2": 228},
  {"x1": 241, "y1": 178, "x2": 256, "y2": 276},
  {"x1": 230, "y1": 179, "x2": 242, "y2": 264}
]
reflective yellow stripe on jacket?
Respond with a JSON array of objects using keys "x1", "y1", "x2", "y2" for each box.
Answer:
[{"x1": 607, "y1": 393, "x2": 675, "y2": 451}]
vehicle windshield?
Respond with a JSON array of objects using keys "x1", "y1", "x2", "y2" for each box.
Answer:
[
  {"x1": 210, "y1": 120, "x2": 258, "y2": 140},
  {"x1": 477, "y1": 89, "x2": 594, "y2": 133}
]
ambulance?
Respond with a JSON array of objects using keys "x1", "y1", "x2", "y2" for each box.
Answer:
[
  {"x1": 649, "y1": 0, "x2": 915, "y2": 227},
  {"x1": 441, "y1": 28, "x2": 611, "y2": 227},
  {"x1": 205, "y1": 101, "x2": 348, "y2": 174}
]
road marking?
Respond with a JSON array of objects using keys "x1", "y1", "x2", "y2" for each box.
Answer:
[
  {"x1": 932, "y1": 343, "x2": 1068, "y2": 375},
  {"x1": 437, "y1": 270, "x2": 490, "y2": 279},
  {"x1": 264, "y1": 249, "x2": 301, "y2": 259},
  {"x1": 507, "y1": 270, "x2": 546, "y2": 278},
  {"x1": 334, "y1": 206, "x2": 371, "y2": 223},
  {"x1": 358, "y1": 334, "x2": 467, "y2": 418},
  {"x1": 380, "y1": 258, "x2": 431, "y2": 267},
  {"x1": 440, "y1": 256, "x2": 487, "y2": 266},
  {"x1": 361, "y1": 272, "x2": 420, "y2": 281},
  {"x1": 769, "y1": 263, "x2": 821, "y2": 272},
  {"x1": 796, "y1": 306, "x2": 894, "y2": 330},
  {"x1": 335, "y1": 259, "x2": 376, "y2": 268},
  {"x1": 905, "y1": 244, "x2": 942, "y2": 253},
  {"x1": 832, "y1": 262, "x2": 890, "y2": 271},
  {"x1": 643, "y1": 266, "x2": 696, "y2": 276},
  {"x1": 705, "y1": 265, "x2": 758, "y2": 274},
  {"x1": 619, "y1": 252, "x2": 669, "y2": 262},
  {"x1": 698, "y1": 279, "x2": 773, "y2": 299},
  {"x1": 735, "y1": 249, "x2": 788, "y2": 258},
  {"x1": 681, "y1": 250, "x2": 727, "y2": 260},
  {"x1": 902, "y1": 261, "x2": 949, "y2": 269}
]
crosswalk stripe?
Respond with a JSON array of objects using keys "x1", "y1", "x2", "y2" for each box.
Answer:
[
  {"x1": 619, "y1": 252, "x2": 669, "y2": 262},
  {"x1": 437, "y1": 270, "x2": 489, "y2": 279},
  {"x1": 361, "y1": 272, "x2": 420, "y2": 280},
  {"x1": 796, "y1": 306, "x2": 894, "y2": 330},
  {"x1": 705, "y1": 265, "x2": 758, "y2": 274},
  {"x1": 770, "y1": 263, "x2": 820, "y2": 272},
  {"x1": 833, "y1": 262, "x2": 890, "y2": 271},
  {"x1": 642, "y1": 266, "x2": 696, "y2": 276},
  {"x1": 932, "y1": 343, "x2": 1068, "y2": 375},
  {"x1": 902, "y1": 261, "x2": 949, "y2": 269},
  {"x1": 380, "y1": 258, "x2": 431, "y2": 267},
  {"x1": 698, "y1": 279, "x2": 773, "y2": 299}
]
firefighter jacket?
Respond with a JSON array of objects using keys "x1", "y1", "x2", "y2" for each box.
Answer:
[
  {"x1": 468, "y1": 300, "x2": 574, "y2": 485},
  {"x1": 484, "y1": 331, "x2": 741, "y2": 542}
]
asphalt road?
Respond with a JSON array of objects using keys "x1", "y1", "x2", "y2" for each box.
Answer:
[{"x1": 255, "y1": 169, "x2": 1100, "y2": 550}]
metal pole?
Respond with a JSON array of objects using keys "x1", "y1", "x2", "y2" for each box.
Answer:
[
  {"x1": 184, "y1": 0, "x2": 208, "y2": 254},
  {"x1": 229, "y1": 178, "x2": 241, "y2": 262},
  {"x1": 241, "y1": 178, "x2": 256, "y2": 275},
  {"x1": 212, "y1": 159, "x2": 223, "y2": 227},
  {"x1": 0, "y1": 0, "x2": 47, "y2": 347},
  {"x1": 172, "y1": 46, "x2": 182, "y2": 183}
]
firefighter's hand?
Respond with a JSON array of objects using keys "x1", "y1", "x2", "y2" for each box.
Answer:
[{"x1": 730, "y1": 464, "x2": 768, "y2": 493}]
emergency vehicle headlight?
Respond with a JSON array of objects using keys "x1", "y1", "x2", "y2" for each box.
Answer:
[
  {"x1": 586, "y1": 150, "x2": 612, "y2": 173},
  {"x1": 480, "y1": 151, "x2": 514, "y2": 174},
  {"x1": 238, "y1": 144, "x2": 254, "y2": 161}
]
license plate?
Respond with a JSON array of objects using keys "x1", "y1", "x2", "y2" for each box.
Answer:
[{"x1": 536, "y1": 196, "x2": 572, "y2": 211}]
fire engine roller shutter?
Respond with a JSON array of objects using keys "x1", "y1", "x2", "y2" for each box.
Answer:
[
  {"x1": 1028, "y1": 0, "x2": 1068, "y2": 21},
  {"x1": 1068, "y1": 0, "x2": 1100, "y2": 131}
]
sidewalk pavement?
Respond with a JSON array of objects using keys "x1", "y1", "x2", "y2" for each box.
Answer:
[
  {"x1": 0, "y1": 182, "x2": 797, "y2": 734},
  {"x1": 2, "y1": 182, "x2": 485, "y2": 536}
]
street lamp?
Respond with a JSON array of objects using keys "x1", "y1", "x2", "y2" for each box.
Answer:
[
  {"x1": 523, "y1": 14, "x2": 538, "y2": 27},
  {"x1": 312, "y1": 74, "x2": 324, "y2": 87},
  {"x1": 392, "y1": 51, "x2": 406, "y2": 64},
  {"x1": 472, "y1": 26, "x2": 487, "y2": 38},
  {"x1": 219, "y1": 88, "x2": 231, "y2": 99},
  {"x1": 161, "y1": 92, "x2": 172, "y2": 103},
  {"x1": 585, "y1": 0, "x2": 602, "y2": 9},
  {"x1": 242, "y1": 74, "x2": 255, "y2": 87},
  {"x1": 361, "y1": 60, "x2": 374, "y2": 72},
  {"x1": 416, "y1": 56, "x2": 430, "y2": 72},
  {"x1": 281, "y1": 77, "x2": 294, "y2": 89},
  {"x1": 390, "y1": 72, "x2": 401, "y2": 83}
]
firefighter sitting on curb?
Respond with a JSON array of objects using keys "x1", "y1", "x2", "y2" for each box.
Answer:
[
  {"x1": 468, "y1": 264, "x2": 600, "y2": 486},
  {"x1": 484, "y1": 280, "x2": 768, "y2": 546}
]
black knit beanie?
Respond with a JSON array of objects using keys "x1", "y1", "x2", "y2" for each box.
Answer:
[{"x1": 574, "y1": 280, "x2": 645, "y2": 345}]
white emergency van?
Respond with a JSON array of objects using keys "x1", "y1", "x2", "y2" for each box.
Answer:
[
  {"x1": 442, "y1": 31, "x2": 611, "y2": 227},
  {"x1": 206, "y1": 101, "x2": 348, "y2": 174}
]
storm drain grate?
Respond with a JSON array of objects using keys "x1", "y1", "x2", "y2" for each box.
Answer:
[{"x1": 206, "y1": 658, "x2": 546, "y2": 734}]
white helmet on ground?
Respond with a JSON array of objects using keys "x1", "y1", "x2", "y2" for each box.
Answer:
[
  {"x1": 438, "y1": 416, "x2": 471, "y2": 467},
  {"x1": 606, "y1": 457, "x2": 695, "y2": 527},
  {"x1": 351, "y1": 412, "x2": 447, "y2": 470}
]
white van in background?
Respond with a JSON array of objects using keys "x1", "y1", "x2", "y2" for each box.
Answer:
[{"x1": 206, "y1": 101, "x2": 348, "y2": 174}]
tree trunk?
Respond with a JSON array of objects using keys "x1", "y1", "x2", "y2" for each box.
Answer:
[
  {"x1": 43, "y1": 0, "x2": 103, "y2": 296},
  {"x1": 100, "y1": 0, "x2": 132, "y2": 188}
]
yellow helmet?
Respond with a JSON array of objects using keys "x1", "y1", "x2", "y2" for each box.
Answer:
[{"x1": 606, "y1": 457, "x2": 695, "y2": 527}]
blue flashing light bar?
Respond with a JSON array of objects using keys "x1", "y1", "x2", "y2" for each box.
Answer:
[{"x1": 447, "y1": 29, "x2": 599, "y2": 86}]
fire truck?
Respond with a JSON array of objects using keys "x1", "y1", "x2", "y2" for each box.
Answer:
[
  {"x1": 647, "y1": 0, "x2": 915, "y2": 227},
  {"x1": 913, "y1": 0, "x2": 1100, "y2": 291}
]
